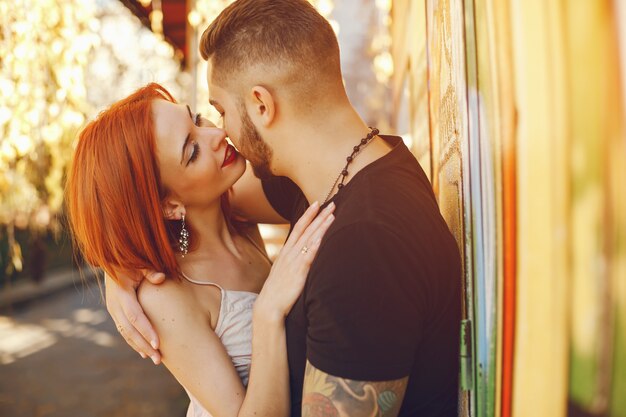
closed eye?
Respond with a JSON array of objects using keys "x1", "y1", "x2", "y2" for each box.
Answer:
[
  {"x1": 187, "y1": 142, "x2": 200, "y2": 165},
  {"x1": 181, "y1": 105, "x2": 201, "y2": 166}
]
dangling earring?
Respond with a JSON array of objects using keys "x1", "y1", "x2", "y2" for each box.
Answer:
[{"x1": 179, "y1": 214, "x2": 189, "y2": 257}]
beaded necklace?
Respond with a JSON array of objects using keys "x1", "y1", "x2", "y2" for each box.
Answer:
[{"x1": 321, "y1": 127, "x2": 379, "y2": 205}]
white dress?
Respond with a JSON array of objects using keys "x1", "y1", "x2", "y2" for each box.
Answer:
[{"x1": 181, "y1": 275, "x2": 257, "y2": 417}]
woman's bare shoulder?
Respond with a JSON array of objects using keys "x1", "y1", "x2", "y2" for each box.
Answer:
[{"x1": 137, "y1": 277, "x2": 207, "y2": 329}]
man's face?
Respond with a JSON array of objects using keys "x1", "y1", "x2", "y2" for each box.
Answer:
[
  {"x1": 236, "y1": 102, "x2": 274, "y2": 179},
  {"x1": 207, "y1": 62, "x2": 275, "y2": 179}
]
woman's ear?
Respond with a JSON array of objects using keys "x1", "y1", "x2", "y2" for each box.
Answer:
[
  {"x1": 249, "y1": 85, "x2": 276, "y2": 127},
  {"x1": 162, "y1": 198, "x2": 185, "y2": 221}
]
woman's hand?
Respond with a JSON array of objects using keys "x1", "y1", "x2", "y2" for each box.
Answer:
[{"x1": 254, "y1": 201, "x2": 335, "y2": 322}]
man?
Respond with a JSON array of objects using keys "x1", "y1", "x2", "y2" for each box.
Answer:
[{"x1": 106, "y1": 0, "x2": 462, "y2": 415}]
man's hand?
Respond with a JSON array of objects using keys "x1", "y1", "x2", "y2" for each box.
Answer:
[{"x1": 105, "y1": 269, "x2": 166, "y2": 364}]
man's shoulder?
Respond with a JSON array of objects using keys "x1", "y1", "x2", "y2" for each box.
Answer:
[
  {"x1": 333, "y1": 174, "x2": 438, "y2": 238},
  {"x1": 321, "y1": 219, "x2": 399, "y2": 245},
  {"x1": 310, "y1": 220, "x2": 411, "y2": 277},
  {"x1": 344, "y1": 147, "x2": 436, "y2": 211}
]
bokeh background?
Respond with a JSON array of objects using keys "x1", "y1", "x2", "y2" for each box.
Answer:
[{"x1": 0, "y1": 1, "x2": 625, "y2": 417}]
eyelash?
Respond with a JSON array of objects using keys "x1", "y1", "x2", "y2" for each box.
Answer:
[
  {"x1": 186, "y1": 113, "x2": 202, "y2": 165},
  {"x1": 189, "y1": 141, "x2": 200, "y2": 163}
]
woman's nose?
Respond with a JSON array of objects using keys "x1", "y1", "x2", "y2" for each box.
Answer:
[
  {"x1": 206, "y1": 128, "x2": 227, "y2": 151},
  {"x1": 197, "y1": 115, "x2": 216, "y2": 128}
]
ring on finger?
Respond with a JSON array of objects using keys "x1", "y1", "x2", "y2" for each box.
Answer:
[{"x1": 300, "y1": 245, "x2": 309, "y2": 254}]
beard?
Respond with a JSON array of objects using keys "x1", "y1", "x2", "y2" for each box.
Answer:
[{"x1": 237, "y1": 103, "x2": 274, "y2": 180}]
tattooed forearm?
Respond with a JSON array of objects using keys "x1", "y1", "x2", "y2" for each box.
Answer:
[{"x1": 302, "y1": 360, "x2": 408, "y2": 417}]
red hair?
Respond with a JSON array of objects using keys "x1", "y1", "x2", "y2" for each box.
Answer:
[{"x1": 66, "y1": 83, "x2": 180, "y2": 282}]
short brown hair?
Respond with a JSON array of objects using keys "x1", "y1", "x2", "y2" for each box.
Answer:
[{"x1": 200, "y1": 0, "x2": 340, "y2": 91}]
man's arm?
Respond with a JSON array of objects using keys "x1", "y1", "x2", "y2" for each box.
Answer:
[
  {"x1": 229, "y1": 162, "x2": 288, "y2": 224},
  {"x1": 105, "y1": 270, "x2": 164, "y2": 363},
  {"x1": 302, "y1": 224, "x2": 423, "y2": 416},
  {"x1": 302, "y1": 360, "x2": 408, "y2": 417}
]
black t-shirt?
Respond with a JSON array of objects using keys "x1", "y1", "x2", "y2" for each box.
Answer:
[{"x1": 262, "y1": 136, "x2": 461, "y2": 417}]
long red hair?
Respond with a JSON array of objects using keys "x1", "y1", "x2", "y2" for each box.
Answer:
[{"x1": 66, "y1": 83, "x2": 180, "y2": 282}]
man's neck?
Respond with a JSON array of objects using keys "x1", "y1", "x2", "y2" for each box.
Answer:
[{"x1": 273, "y1": 107, "x2": 393, "y2": 205}]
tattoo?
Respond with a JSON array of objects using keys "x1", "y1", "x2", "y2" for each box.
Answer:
[{"x1": 302, "y1": 360, "x2": 408, "y2": 417}]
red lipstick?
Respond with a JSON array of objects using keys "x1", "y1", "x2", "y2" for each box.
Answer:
[{"x1": 222, "y1": 144, "x2": 238, "y2": 168}]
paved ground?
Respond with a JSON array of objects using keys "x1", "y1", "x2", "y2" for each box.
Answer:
[{"x1": 0, "y1": 281, "x2": 188, "y2": 417}]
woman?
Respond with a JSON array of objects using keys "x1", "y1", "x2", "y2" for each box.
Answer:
[{"x1": 65, "y1": 83, "x2": 335, "y2": 417}]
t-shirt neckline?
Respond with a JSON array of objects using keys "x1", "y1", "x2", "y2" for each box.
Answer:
[{"x1": 321, "y1": 135, "x2": 405, "y2": 207}]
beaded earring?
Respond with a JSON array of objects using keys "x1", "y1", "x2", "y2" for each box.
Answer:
[{"x1": 179, "y1": 214, "x2": 189, "y2": 256}]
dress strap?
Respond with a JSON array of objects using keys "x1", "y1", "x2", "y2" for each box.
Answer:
[
  {"x1": 180, "y1": 271, "x2": 224, "y2": 291},
  {"x1": 181, "y1": 271, "x2": 228, "y2": 335}
]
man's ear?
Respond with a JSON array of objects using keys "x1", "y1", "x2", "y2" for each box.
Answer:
[
  {"x1": 162, "y1": 198, "x2": 185, "y2": 221},
  {"x1": 249, "y1": 85, "x2": 276, "y2": 127}
]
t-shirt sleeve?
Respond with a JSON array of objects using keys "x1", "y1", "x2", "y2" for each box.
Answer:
[
  {"x1": 261, "y1": 176, "x2": 305, "y2": 222},
  {"x1": 305, "y1": 223, "x2": 426, "y2": 381}
]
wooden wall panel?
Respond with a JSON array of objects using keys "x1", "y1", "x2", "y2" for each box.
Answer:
[
  {"x1": 470, "y1": 1, "x2": 517, "y2": 416},
  {"x1": 391, "y1": 0, "x2": 431, "y2": 178},
  {"x1": 391, "y1": 0, "x2": 626, "y2": 416},
  {"x1": 423, "y1": 0, "x2": 475, "y2": 415},
  {"x1": 462, "y1": 0, "x2": 498, "y2": 414},
  {"x1": 561, "y1": 1, "x2": 626, "y2": 416},
  {"x1": 509, "y1": 0, "x2": 570, "y2": 416},
  {"x1": 423, "y1": 0, "x2": 469, "y2": 319},
  {"x1": 565, "y1": 0, "x2": 617, "y2": 412},
  {"x1": 394, "y1": 1, "x2": 508, "y2": 416},
  {"x1": 610, "y1": 4, "x2": 626, "y2": 417}
]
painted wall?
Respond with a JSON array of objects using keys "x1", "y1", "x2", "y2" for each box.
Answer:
[{"x1": 390, "y1": 1, "x2": 626, "y2": 416}]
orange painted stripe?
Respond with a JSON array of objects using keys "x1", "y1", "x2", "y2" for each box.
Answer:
[{"x1": 501, "y1": 130, "x2": 516, "y2": 417}]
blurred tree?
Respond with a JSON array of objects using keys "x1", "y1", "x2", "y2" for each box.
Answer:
[
  {"x1": 0, "y1": 0, "x2": 99, "y2": 279},
  {"x1": 0, "y1": 0, "x2": 185, "y2": 282}
]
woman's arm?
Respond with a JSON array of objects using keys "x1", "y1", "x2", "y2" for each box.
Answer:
[
  {"x1": 138, "y1": 203, "x2": 335, "y2": 417},
  {"x1": 138, "y1": 280, "x2": 290, "y2": 417},
  {"x1": 237, "y1": 311, "x2": 291, "y2": 416},
  {"x1": 237, "y1": 201, "x2": 336, "y2": 416},
  {"x1": 138, "y1": 280, "x2": 247, "y2": 416}
]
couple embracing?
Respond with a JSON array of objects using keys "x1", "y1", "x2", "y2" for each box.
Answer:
[{"x1": 66, "y1": 0, "x2": 462, "y2": 416}]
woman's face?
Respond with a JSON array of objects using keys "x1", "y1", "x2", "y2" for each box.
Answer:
[{"x1": 152, "y1": 99, "x2": 245, "y2": 210}]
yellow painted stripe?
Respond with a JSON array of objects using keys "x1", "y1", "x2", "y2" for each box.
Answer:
[{"x1": 510, "y1": 0, "x2": 569, "y2": 416}]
